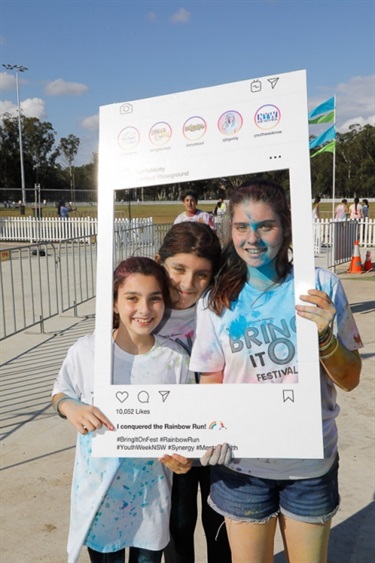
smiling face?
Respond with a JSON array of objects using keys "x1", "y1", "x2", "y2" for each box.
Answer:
[
  {"x1": 232, "y1": 199, "x2": 284, "y2": 273},
  {"x1": 183, "y1": 196, "x2": 198, "y2": 216},
  {"x1": 162, "y1": 253, "x2": 213, "y2": 310},
  {"x1": 114, "y1": 273, "x2": 165, "y2": 342}
]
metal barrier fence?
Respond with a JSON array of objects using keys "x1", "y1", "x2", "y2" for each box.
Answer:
[
  {"x1": 2, "y1": 215, "x2": 373, "y2": 249},
  {"x1": 313, "y1": 218, "x2": 374, "y2": 268},
  {"x1": 0, "y1": 222, "x2": 172, "y2": 341},
  {"x1": 0, "y1": 240, "x2": 97, "y2": 340},
  {"x1": 313, "y1": 218, "x2": 374, "y2": 251},
  {"x1": 1, "y1": 217, "x2": 373, "y2": 341}
]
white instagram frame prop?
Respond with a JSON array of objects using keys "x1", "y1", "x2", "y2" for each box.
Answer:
[{"x1": 93, "y1": 70, "x2": 324, "y2": 459}]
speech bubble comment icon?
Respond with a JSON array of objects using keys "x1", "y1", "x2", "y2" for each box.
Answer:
[
  {"x1": 116, "y1": 391, "x2": 129, "y2": 403},
  {"x1": 138, "y1": 391, "x2": 150, "y2": 403}
]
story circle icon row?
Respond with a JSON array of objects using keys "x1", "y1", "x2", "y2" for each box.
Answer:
[{"x1": 117, "y1": 105, "x2": 281, "y2": 151}]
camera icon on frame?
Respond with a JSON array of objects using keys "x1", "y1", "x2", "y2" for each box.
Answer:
[{"x1": 120, "y1": 103, "x2": 133, "y2": 115}]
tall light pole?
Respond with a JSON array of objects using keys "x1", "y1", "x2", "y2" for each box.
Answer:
[{"x1": 2, "y1": 64, "x2": 28, "y2": 204}]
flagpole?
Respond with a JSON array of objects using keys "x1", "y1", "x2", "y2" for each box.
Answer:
[{"x1": 332, "y1": 95, "x2": 336, "y2": 219}]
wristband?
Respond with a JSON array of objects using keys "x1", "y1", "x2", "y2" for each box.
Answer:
[
  {"x1": 319, "y1": 331, "x2": 335, "y2": 352},
  {"x1": 55, "y1": 396, "x2": 79, "y2": 419},
  {"x1": 320, "y1": 337, "x2": 339, "y2": 360},
  {"x1": 318, "y1": 326, "x2": 331, "y2": 344}
]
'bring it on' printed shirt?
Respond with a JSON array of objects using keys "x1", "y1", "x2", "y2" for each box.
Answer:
[{"x1": 190, "y1": 267, "x2": 362, "y2": 480}]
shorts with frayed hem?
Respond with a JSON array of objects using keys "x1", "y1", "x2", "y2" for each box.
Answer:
[{"x1": 209, "y1": 456, "x2": 340, "y2": 525}]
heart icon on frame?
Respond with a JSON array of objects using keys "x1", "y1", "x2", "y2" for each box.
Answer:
[{"x1": 116, "y1": 391, "x2": 129, "y2": 403}]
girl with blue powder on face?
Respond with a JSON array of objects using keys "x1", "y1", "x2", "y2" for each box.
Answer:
[
  {"x1": 155, "y1": 222, "x2": 231, "y2": 563},
  {"x1": 52, "y1": 257, "x2": 194, "y2": 563},
  {"x1": 190, "y1": 179, "x2": 362, "y2": 563}
]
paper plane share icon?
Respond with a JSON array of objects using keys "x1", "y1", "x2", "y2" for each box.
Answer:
[
  {"x1": 268, "y1": 77, "x2": 279, "y2": 89},
  {"x1": 159, "y1": 391, "x2": 170, "y2": 402}
]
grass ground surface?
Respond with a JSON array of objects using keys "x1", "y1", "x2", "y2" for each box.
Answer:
[
  {"x1": 2, "y1": 202, "x2": 373, "y2": 224},
  {"x1": 0, "y1": 203, "x2": 215, "y2": 224}
]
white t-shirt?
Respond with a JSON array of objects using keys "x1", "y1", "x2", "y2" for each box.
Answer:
[
  {"x1": 155, "y1": 306, "x2": 199, "y2": 382},
  {"x1": 155, "y1": 306, "x2": 196, "y2": 354},
  {"x1": 174, "y1": 209, "x2": 215, "y2": 229},
  {"x1": 52, "y1": 333, "x2": 192, "y2": 562},
  {"x1": 190, "y1": 267, "x2": 362, "y2": 480},
  {"x1": 335, "y1": 203, "x2": 347, "y2": 221}
]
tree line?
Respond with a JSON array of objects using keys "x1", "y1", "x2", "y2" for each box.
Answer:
[
  {"x1": 310, "y1": 124, "x2": 374, "y2": 197},
  {"x1": 0, "y1": 113, "x2": 373, "y2": 204},
  {"x1": 0, "y1": 114, "x2": 97, "y2": 204}
]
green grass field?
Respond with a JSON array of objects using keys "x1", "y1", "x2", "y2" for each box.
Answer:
[
  {"x1": 0, "y1": 202, "x2": 216, "y2": 224},
  {"x1": 1, "y1": 202, "x2": 373, "y2": 223}
]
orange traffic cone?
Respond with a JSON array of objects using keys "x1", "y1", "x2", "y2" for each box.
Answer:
[
  {"x1": 364, "y1": 250, "x2": 373, "y2": 272},
  {"x1": 347, "y1": 241, "x2": 364, "y2": 274}
]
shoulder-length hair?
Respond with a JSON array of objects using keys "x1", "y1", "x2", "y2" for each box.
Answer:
[
  {"x1": 113, "y1": 256, "x2": 171, "y2": 328},
  {"x1": 209, "y1": 178, "x2": 293, "y2": 315}
]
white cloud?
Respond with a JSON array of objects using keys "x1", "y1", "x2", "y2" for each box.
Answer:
[
  {"x1": 21, "y1": 98, "x2": 47, "y2": 119},
  {"x1": 146, "y1": 11, "x2": 157, "y2": 22},
  {"x1": 0, "y1": 72, "x2": 15, "y2": 90},
  {"x1": 309, "y1": 75, "x2": 375, "y2": 131},
  {"x1": 335, "y1": 75, "x2": 375, "y2": 122},
  {"x1": 0, "y1": 97, "x2": 46, "y2": 119},
  {"x1": 170, "y1": 8, "x2": 191, "y2": 23},
  {"x1": 0, "y1": 72, "x2": 28, "y2": 91},
  {"x1": 337, "y1": 115, "x2": 375, "y2": 133},
  {"x1": 0, "y1": 100, "x2": 15, "y2": 115},
  {"x1": 80, "y1": 114, "x2": 99, "y2": 131},
  {"x1": 44, "y1": 79, "x2": 88, "y2": 96}
]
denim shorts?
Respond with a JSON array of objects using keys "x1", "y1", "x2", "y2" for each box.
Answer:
[{"x1": 209, "y1": 456, "x2": 340, "y2": 524}]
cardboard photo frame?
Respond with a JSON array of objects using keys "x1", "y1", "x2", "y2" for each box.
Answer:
[{"x1": 92, "y1": 70, "x2": 324, "y2": 459}]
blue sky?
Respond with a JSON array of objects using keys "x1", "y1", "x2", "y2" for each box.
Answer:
[{"x1": 1, "y1": 0, "x2": 374, "y2": 165}]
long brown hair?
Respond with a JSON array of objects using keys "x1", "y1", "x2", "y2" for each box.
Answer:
[
  {"x1": 113, "y1": 257, "x2": 171, "y2": 328},
  {"x1": 209, "y1": 179, "x2": 292, "y2": 315}
]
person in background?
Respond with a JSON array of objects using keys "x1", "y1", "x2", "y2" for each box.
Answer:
[
  {"x1": 18, "y1": 200, "x2": 26, "y2": 215},
  {"x1": 155, "y1": 222, "x2": 231, "y2": 563},
  {"x1": 213, "y1": 197, "x2": 227, "y2": 225},
  {"x1": 334, "y1": 199, "x2": 348, "y2": 221},
  {"x1": 362, "y1": 199, "x2": 369, "y2": 219},
  {"x1": 361, "y1": 199, "x2": 369, "y2": 237},
  {"x1": 348, "y1": 197, "x2": 364, "y2": 221},
  {"x1": 312, "y1": 195, "x2": 321, "y2": 221},
  {"x1": 57, "y1": 201, "x2": 71, "y2": 218},
  {"x1": 51, "y1": 257, "x2": 194, "y2": 563},
  {"x1": 174, "y1": 191, "x2": 215, "y2": 229},
  {"x1": 190, "y1": 178, "x2": 362, "y2": 563}
]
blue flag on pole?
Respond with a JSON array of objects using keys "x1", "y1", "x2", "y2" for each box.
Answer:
[
  {"x1": 308, "y1": 97, "x2": 335, "y2": 119},
  {"x1": 309, "y1": 125, "x2": 336, "y2": 149}
]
